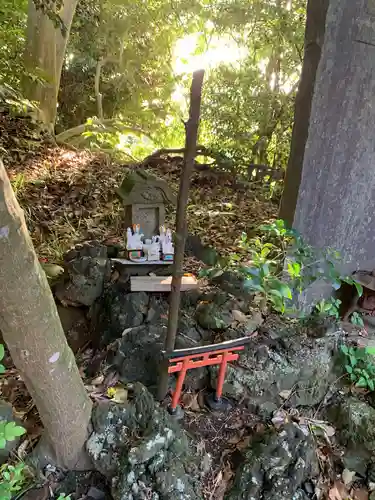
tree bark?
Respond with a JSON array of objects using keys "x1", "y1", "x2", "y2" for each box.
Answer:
[
  {"x1": 0, "y1": 160, "x2": 92, "y2": 468},
  {"x1": 292, "y1": 0, "x2": 375, "y2": 294},
  {"x1": 157, "y1": 70, "x2": 205, "y2": 401},
  {"x1": 278, "y1": 0, "x2": 329, "y2": 225},
  {"x1": 23, "y1": 0, "x2": 78, "y2": 130},
  {"x1": 95, "y1": 59, "x2": 105, "y2": 121}
]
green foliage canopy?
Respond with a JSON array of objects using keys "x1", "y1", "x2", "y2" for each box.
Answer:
[{"x1": 0, "y1": 0, "x2": 306, "y2": 168}]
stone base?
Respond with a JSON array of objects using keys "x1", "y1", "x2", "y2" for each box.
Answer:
[{"x1": 204, "y1": 392, "x2": 233, "y2": 411}]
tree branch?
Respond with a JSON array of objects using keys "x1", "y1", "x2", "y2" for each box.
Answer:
[{"x1": 55, "y1": 119, "x2": 152, "y2": 143}]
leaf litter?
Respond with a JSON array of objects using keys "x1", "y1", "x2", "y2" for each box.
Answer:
[{"x1": 1, "y1": 108, "x2": 277, "y2": 267}]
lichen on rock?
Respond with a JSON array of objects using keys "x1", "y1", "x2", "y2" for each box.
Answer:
[
  {"x1": 86, "y1": 383, "x2": 202, "y2": 500},
  {"x1": 227, "y1": 423, "x2": 319, "y2": 500}
]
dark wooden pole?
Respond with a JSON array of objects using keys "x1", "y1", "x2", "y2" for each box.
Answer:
[{"x1": 157, "y1": 69, "x2": 205, "y2": 400}]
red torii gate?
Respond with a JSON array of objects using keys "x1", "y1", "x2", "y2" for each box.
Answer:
[{"x1": 163, "y1": 337, "x2": 252, "y2": 414}]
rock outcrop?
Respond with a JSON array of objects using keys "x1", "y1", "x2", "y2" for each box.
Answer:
[
  {"x1": 55, "y1": 241, "x2": 111, "y2": 307},
  {"x1": 228, "y1": 423, "x2": 319, "y2": 500},
  {"x1": 87, "y1": 383, "x2": 202, "y2": 500}
]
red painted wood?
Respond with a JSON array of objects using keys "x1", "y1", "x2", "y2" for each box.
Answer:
[{"x1": 167, "y1": 345, "x2": 245, "y2": 410}]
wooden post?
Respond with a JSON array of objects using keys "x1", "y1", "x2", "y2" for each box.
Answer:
[{"x1": 157, "y1": 69, "x2": 205, "y2": 400}]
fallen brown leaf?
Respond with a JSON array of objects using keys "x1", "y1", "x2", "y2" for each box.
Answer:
[
  {"x1": 351, "y1": 487, "x2": 369, "y2": 500},
  {"x1": 227, "y1": 434, "x2": 242, "y2": 445},
  {"x1": 231, "y1": 310, "x2": 248, "y2": 324},
  {"x1": 329, "y1": 481, "x2": 349, "y2": 500},
  {"x1": 210, "y1": 463, "x2": 234, "y2": 500},
  {"x1": 236, "y1": 435, "x2": 251, "y2": 451},
  {"x1": 181, "y1": 392, "x2": 201, "y2": 411}
]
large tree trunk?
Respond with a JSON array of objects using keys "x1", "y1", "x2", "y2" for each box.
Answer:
[
  {"x1": 23, "y1": 0, "x2": 78, "y2": 130},
  {"x1": 292, "y1": 0, "x2": 375, "y2": 283},
  {"x1": 0, "y1": 160, "x2": 92, "y2": 468},
  {"x1": 278, "y1": 0, "x2": 329, "y2": 225}
]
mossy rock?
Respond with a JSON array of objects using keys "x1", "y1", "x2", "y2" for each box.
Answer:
[{"x1": 326, "y1": 397, "x2": 375, "y2": 453}]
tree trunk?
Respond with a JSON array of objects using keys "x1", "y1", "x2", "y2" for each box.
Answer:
[
  {"x1": 278, "y1": 0, "x2": 329, "y2": 225},
  {"x1": 23, "y1": 0, "x2": 78, "y2": 130},
  {"x1": 95, "y1": 58, "x2": 105, "y2": 121},
  {"x1": 292, "y1": 0, "x2": 375, "y2": 287},
  {"x1": 0, "y1": 160, "x2": 92, "y2": 468},
  {"x1": 157, "y1": 70, "x2": 205, "y2": 401}
]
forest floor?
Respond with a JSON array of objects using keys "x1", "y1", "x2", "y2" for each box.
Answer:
[
  {"x1": 1, "y1": 109, "x2": 374, "y2": 500},
  {"x1": 0, "y1": 108, "x2": 277, "y2": 268}
]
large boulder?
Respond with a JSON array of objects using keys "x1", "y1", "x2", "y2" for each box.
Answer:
[
  {"x1": 113, "y1": 325, "x2": 165, "y2": 387},
  {"x1": 195, "y1": 302, "x2": 232, "y2": 331},
  {"x1": 55, "y1": 241, "x2": 111, "y2": 307},
  {"x1": 326, "y1": 397, "x2": 375, "y2": 454},
  {"x1": 194, "y1": 288, "x2": 259, "y2": 334},
  {"x1": 112, "y1": 296, "x2": 207, "y2": 389},
  {"x1": 211, "y1": 324, "x2": 341, "y2": 408},
  {"x1": 227, "y1": 423, "x2": 319, "y2": 500},
  {"x1": 86, "y1": 383, "x2": 202, "y2": 500},
  {"x1": 90, "y1": 285, "x2": 149, "y2": 346}
]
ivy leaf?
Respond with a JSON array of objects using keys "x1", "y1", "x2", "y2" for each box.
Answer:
[
  {"x1": 354, "y1": 282, "x2": 363, "y2": 297},
  {"x1": 345, "y1": 364, "x2": 353, "y2": 374},
  {"x1": 260, "y1": 263, "x2": 270, "y2": 277},
  {"x1": 0, "y1": 344, "x2": 5, "y2": 362},
  {"x1": 208, "y1": 269, "x2": 224, "y2": 279},
  {"x1": 244, "y1": 280, "x2": 264, "y2": 293},
  {"x1": 4, "y1": 422, "x2": 26, "y2": 441},
  {"x1": 349, "y1": 355, "x2": 357, "y2": 367},
  {"x1": 356, "y1": 377, "x2": 368, "y2": 388},
  {"x1": 341, "y1": 345, "x2": 349, "y2": 355},
  {"x1": 287, "y1": 261, "x2": 301, "y2": 278}
]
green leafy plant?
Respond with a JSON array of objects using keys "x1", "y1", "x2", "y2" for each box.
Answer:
[
  {"x1": 0, "y1": 463, "x2": 27, "y2": 500},
  {"x1": 349, "y1": 311, "x2": 365, "y2": 328},
  {"x1": 0, "y1": 344, "x2": 26, "y2": 450},
  {"x1": 0, "y1": 421, "x2": 26, "y2": 450},
  {"x1": 0, "y1": 344, "x2": 6, "y2": 375},
  {"x1": 10, "y1": 173, "x2": 25, "y2": 196},
  {"x1": 314, "y1": 298, "x2": 342, "y2": 319},
  {"x1": 57, "y1": 494, "x2": 72, "y2": 500},
  {"x1": 200, "y1": 219, "x2": 363, "y2": 317},
  {"x1": 341, "y1": 345, "x2": 375, "y2": 391}
]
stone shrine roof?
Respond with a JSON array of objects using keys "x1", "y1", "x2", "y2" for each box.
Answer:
[{"x1": 117, "y1": 169, "x2": 176, "y2": 205}]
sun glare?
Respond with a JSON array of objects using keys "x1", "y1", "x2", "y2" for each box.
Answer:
[
  {"x1": 173, "y1": 33, "x2": 247, "y2": 75},
  {"x1": 171, "y1": 32, "x2": 247, "y2": 106}
]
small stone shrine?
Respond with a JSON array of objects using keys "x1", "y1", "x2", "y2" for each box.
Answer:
[{"x1": 117, "y1": 169, "x2": 176, "y2": 240}]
